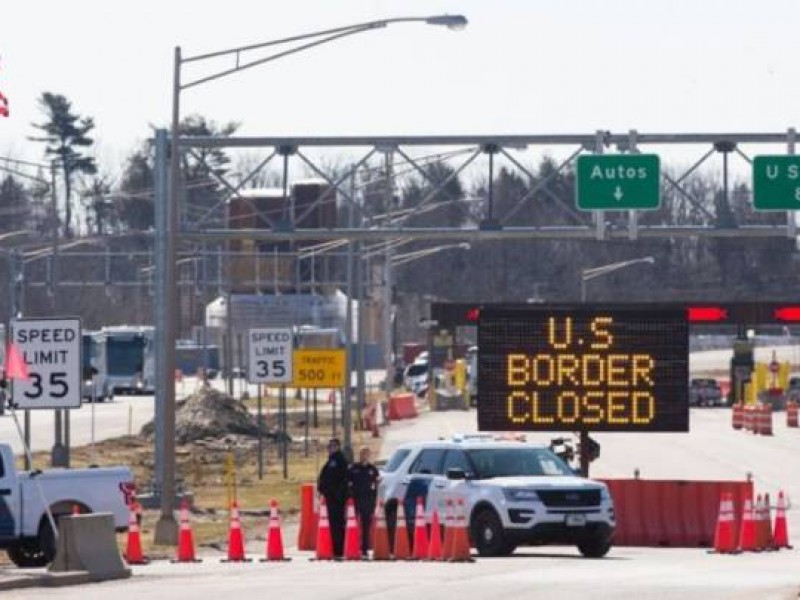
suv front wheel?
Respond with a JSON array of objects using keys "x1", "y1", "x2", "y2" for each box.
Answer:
[
  {"x1": 576, "y1": 530, "x2": 612, "y2": 558},
  {"x1": 471, "y1": 509, "x2": 515, "y2": 557}
]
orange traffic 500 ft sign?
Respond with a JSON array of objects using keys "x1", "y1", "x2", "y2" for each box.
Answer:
[{"x1": 292, "y1": 349, "x2": 346, "y2": 388}]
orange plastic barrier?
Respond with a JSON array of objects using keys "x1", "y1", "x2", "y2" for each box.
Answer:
[
  {"x1": 743, "y1": 406, "x2": 757, "y2": 432},
  {"x1": 731, "y1": 403, "x2": 744, "y2": 430},
  {"x1": 388, "y1": 393, "x2": 418, "y2": 420},
  {"x1": 787, "y1": 402, "x2": 798, "y2": 428},
  {"x1": 297, "y1": 483, "x2": 318, "y2": 551},
  {"x1": 757, "y1": 404, "x2": 773, "y2": 435},
  {"x1": 601, "y1": 479, "x2": 753, "y2": 547}
]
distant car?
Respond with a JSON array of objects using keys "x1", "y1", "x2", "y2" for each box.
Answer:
[
  {"x1": 786, "y1": 377, "x2": 800, "y2": 403},
  {"x1": 403, "y1": 362, "x2": 429, "y2": 397},
  {"x1": 689, "y1": 378, "x2": 724, "y2": 407}
]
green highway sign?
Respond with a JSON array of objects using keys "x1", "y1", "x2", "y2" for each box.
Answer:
[
  {"x1": 753, "y1": 155, "x2": 800, "y2": 211},
  {"x1": 576, "y1": 154, "x2": 661, "y2": 210}
]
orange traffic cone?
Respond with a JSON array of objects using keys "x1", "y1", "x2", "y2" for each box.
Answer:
[
  {"x1": 392, "y1": 500, "x2": 411, "y2": 560},
  {"x1": 173, "y1": 500, "x2": 202, "y2": 563},
  {"x1": 427, "y1": 509, "x2": 443, "y2": 561},
  {"x1": 314, "y1": 496, "x2": 334, "y2": 561},
  {"x1": 412, "y1": 497, "x2": 430, "y2": 560},
  {"x1": 441, "y1": 498, "x2": 455, "y2": 561},
  {"x1": 221, "y1": 501, "x2": 250, "y2": 562},
  {"x1": 711, "y1": 492, "x2": 737, "y2": 554},
  {"x1": 372, "y1": 500, "x2": 391, "y2": 561},
  {"x1": 449, "y1": 499, "x2": 472, "y2": 562},
  {"x1": 738, "y1": 497, "x2": 757, "y2": 552},
  {"x1": 124, "y1": 501, "x2": 148, "y2": 565},
  {"x1": 263, "y1": 500, "x2": 290, "y2": 561},
  {"x1": 773, "y1": 491, "x2": 793, "y2": 550},
  {"x1": 343, "y1": 499, "x2": 362, "y2": 560}
]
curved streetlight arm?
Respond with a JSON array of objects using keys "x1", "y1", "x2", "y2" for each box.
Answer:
[
  {"x1": 161, "y1": 12, "x2": 466, "y2": 546},
  {"x1": 582, "y1": 257, "x2": 655, "y2": 281},
  {"x1": 181, "y1": 15, "x2": 466, "y2": 91},
  {"x1": 580, "y1": 256, "x2": 654, "y2": 302},
  {"x1": 391, "y1": 242, "x2": 469, "y2": 266}
]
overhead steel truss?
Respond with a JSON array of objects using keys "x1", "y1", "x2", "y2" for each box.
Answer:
[{"x1": 168, "y1": 129, "x2": 799, "y2": 243}]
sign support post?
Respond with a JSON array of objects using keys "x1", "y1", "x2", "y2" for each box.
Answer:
[
  {"x1": 257, "y1": 384, "x2": 264, "y2": 480},
  {"x1": 280, "y1": 384, "x2": 288, "y2": 480}
]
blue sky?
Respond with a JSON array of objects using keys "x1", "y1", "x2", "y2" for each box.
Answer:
[{"x1": 0, "y1": 0, "x2": 798, "y2": 175}]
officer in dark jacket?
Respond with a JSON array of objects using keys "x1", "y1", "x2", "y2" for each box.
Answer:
[
  {"x1": 317, "y1": 438, "x2": 349, "y2": 557},
  {"x1": 348, "y1": 447, "x2": 380, "y2": 556}
]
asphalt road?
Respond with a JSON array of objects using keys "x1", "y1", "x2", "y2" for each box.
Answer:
[{"x1": 2, "y1": 543, "x2": 797, "y2": 600}]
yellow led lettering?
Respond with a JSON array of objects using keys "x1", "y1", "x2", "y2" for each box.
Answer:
[
  {"x1": 607, "y1": 391, "x2": 629, "y2": 424},
  {"x1": 507, "y1": 391, "x2": 530, "y2": 424},
  {"x1": 590, "y1": 316, "x2": 614, "y2": 349},
  {"x1": 557, "y1": 391, "x2": 579, "y2": 424},
  {"x1": 548, "y1": 316, "x2": 572, "y2": 350},
  {"x1": 582, "y1": 391, "x2": 605, "y2": 424},
  {"x1": 507, "y1": 353, "x2": 529, "y2": 386},
  {"x1": 607, "y1": 354, "x2": 629, "y2": 386},
  {"x1": 532, "y1": 354, "x2": 555, "y2": 386},
  {"x1": 632, "y1": 354, "x2": 655, "y2": 386},
  {"x1": 582, "y1": 354, "x2": 604, "y2": 386},
  {"x1": 532, "y1": 391, "x2": 555, "y2": 423},
  {"x1": 557, "y1": 354, "x2": 580, "y2": 386},
  {"x1": 632, "y1": 391, "x2": 655, "y2": 424}
]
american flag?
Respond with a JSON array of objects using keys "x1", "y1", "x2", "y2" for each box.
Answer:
[{"x1": 0, "y1": 56, "x2": 8, "y2": 117}]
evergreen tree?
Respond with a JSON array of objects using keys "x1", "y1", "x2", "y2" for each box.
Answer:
[{"x1": 30, "y1": 92, "x2": 97, "y2": 238}]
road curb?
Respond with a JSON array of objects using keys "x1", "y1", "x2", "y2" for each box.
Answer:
[{"x1": 0, "y1": 570, "x2": 97, "y2": 591}]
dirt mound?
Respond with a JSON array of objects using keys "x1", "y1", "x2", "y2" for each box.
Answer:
[{"x1": 140, "y1": 386, "x2": 265, "y2": 444}]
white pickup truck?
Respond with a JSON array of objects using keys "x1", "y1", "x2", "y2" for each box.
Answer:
[{"x1": 0, "y1": 443, "x2": 134, "y2": 567}]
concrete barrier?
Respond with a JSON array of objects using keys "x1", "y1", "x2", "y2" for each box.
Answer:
[
  {"x1": 601, "y1": 479, "x2": 753, "y2": 547},
  {"x1": 48, "y1": 513, "x2": 131, "y2": 582},
  {"x1": 432, "y1": 389, "x2": 467, "y2": 411}
]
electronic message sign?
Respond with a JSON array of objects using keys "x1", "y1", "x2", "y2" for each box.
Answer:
[{"x1": 478, "y1": 305, "x2": 688, "y2": 432}]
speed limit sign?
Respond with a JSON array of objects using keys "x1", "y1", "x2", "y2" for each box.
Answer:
[
  {"x1": 248, "y1": 328, "x2": 293, "y2": 384},
  {"x1": 11, "y1": 317, "x2": 82, "y2": 409}
]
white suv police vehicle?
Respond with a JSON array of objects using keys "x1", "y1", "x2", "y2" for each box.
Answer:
[{"x1": 378, "y1": 435, "x2": 615, "y2": 558}]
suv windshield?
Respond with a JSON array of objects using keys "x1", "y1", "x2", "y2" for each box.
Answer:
[
  {"x1": 466, "y1": 448, "x2": 574, "y2": 478},
  {"x1": 383, "y1": 449, "x2": 411, "y2": 473},
  {"x1": 405, "y1": 364, "x2": 427, "y2": 377}
]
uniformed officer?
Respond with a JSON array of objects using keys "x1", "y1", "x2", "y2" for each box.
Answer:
[
  {"x1": 348, "y1": 447, "x2": 380, "y2": 557},
  {"x1": 317, "y1": 438, "x2": 349, "y2": 558}
]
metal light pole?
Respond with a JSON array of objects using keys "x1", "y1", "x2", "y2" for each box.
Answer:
[
  {"x1": 155, "y1": 14, "x2": 468, "y2": 545},
  {"x1": 577, "y1": 255, "x2": 654, "y2": 477},
  {"x1": 580, "y1": 256, "x2": 656, "y2": 303},
  {"x1": 381, "y1": 241, "x2": 470, "y2": 394}
]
